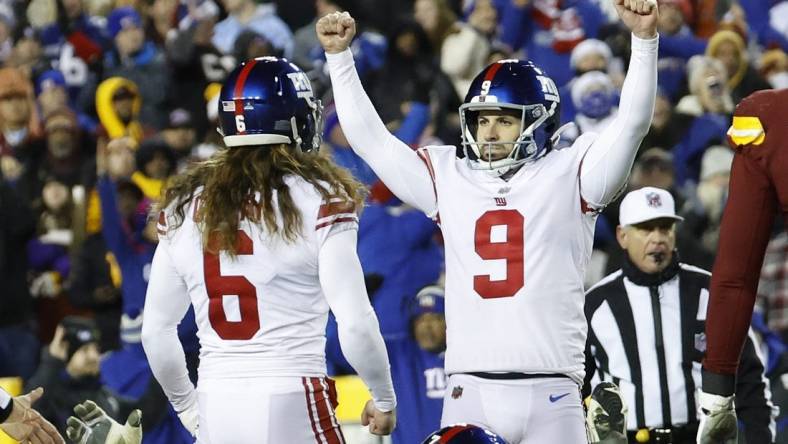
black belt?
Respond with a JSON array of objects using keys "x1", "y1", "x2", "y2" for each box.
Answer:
[{"x1": 463, "y1": 372, "x2": 569, "y2": 380}]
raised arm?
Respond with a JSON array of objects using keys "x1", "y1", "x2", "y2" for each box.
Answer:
[
  {"x1": 318, "y1": 229, "x2": 397, "y2": 435},
  {"x1": 579, "y1": 0, "x2": 659, "y2": 209},
  {"x1": 140, "y1": 243, "x2": 198, "y2": 437},
  {"x1": 318, "y1": 12, "x2": 437, "y2": 217}
]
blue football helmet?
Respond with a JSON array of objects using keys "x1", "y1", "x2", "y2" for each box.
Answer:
[
  {"x1": 218, "y1": 57, "x2": 323, "y2": 152},
  {"x1": 422, "y1": 424, "x2": 509, "y2": 444},
  {"x1": 460, "y1": 59, "x2": 562, "y2": 175}
]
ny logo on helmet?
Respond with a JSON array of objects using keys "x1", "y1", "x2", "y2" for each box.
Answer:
[
  {"x1": 537, "y1": 75, "x2": 559, "y2": 103},
  {"x1": 287, "y1": 72, "x2": 313, "y2": 99}
]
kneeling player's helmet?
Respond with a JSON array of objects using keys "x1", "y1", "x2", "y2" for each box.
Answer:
[
  {"x1": 422, "y1": 424, "x2": 509, "y2": 444},
  {"x1": 460, "y1": 59, "x2": 561, "y2": 174},
  {"x1": 219, "y1": 57, "x2": 323, "y2": 152}
]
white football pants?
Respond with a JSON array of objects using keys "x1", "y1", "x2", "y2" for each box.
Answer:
[
  {"x1": 440, "y1": 374, "x2": 588, "y2": 444},
  {"x1": 196, "y1": 376, "x2": 345, "y2": 444}
]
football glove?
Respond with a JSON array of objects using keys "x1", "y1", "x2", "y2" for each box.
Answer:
[
  {"x1": 586, "y1": 382, "x2": 628, "y2": 444},
  {"x1": 696, "y1": 391, "x2": 737, "y2": 444},
  {"x1": 65, "y1": 400, "x2": 142, "y2": 444}
]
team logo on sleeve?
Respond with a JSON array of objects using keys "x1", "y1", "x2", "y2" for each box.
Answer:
[
  {"x1": 451, "y1": 386, "x2": 464, "y2": 399},
  {"x1": 727, "y1": 116, "x2": 765, "y2": 147}
]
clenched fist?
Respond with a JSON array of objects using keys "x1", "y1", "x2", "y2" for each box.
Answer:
[
  {"x1": 316, "y1": 11, "x2": 356, "y2": 54},
  {"x1": 614, "y1": 0, "x2": 659, "y2": 39}
]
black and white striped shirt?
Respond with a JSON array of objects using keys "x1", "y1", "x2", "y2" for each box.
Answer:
[{"x1": 583, "y1": 258, "x2": 776, "y2": 442}]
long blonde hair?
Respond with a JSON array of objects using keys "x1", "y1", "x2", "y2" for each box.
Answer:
[{"x1": 160, "y1": 145, "x2": 366, "y2": 256}]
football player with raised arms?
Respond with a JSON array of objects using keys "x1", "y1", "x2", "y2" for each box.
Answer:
[
  {"x1": 317, "y1": 0, "x2": 658, "y2": 442},
  {"x1": 140, "y1": 58, "x2": 396, "y2": 443}
]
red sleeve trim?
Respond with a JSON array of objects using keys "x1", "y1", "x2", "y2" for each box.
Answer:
[
  {"x1": 416, "y1": 148, "x2": 441, "y2": 223},
  {"x1": 315, "y1": 216, "x2": 358, "y2": 230},
  {"x1": 577, "y1": 150, "x2": 595, "y2": 215},
  {"x1": 318, "y1": 200, "x2": 356, "y2": 219}
]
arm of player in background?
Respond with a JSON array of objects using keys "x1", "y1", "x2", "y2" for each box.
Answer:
[
  {"x1": 325, "y1": 49, "x2": 437, "y2": 218},
  {"x1": 140, "y1": 243, "x2": 198, "y2": 429},
  {"x1": 319, "y1": 229, "x2": 397, "y2": 412},
  {"x1": 578, "y1": 33, "x2": 659, "y2": 209}
]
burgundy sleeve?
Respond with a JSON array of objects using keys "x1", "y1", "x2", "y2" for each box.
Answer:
[{"x1": 703, "y1": 89, "x2": 788, "y2": 395}]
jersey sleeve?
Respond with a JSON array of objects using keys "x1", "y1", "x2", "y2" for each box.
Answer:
[
  {"x1": 325, "y1": 49, "x2": 438, "y2": 216},
  {"x1": 318, "y1": 229, "x2": 397, "y2": 412},
  {"x1": 141, "y1": 242, "x2": 197, "y2": 415},
  {"x1": 314, "y1": 195, "x2": 359, "y2": 247},
  {"x1": 578, "y1": 33, "x2": 659, "y2": 210}
]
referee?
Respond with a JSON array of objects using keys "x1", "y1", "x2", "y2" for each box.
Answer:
[{"x1": 583, "y1": 187, "x2": 776, "y2": 443}]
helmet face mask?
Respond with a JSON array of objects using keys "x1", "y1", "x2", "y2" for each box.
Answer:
[
  {"x1": 460, "y1": 102, "x2": 556, "y2": 175},
  {"x1": 218, "y1": 57, "x2": 323, "y2": 152},
  {"x1": 460, "y1": 60, "x2": 561, "y2": 176}
]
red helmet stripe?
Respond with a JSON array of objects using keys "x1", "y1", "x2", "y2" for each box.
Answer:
[
  {"x1": 439, "y1": 425, "x2": 473, "y2": 443},
  {"x1": 232, "y1": 59, "x2": 258, "y2": 135},
  {"x1": 483, "y1": 62, "x2": 504, "y2": 84}
]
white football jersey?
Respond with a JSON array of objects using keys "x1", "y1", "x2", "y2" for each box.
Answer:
[
  {"x1": 154, "y1": 176, "x2": 357, "y2": 379},
  {"x1": 417, "y1": 135, "x2": 598, "y2": 382}
]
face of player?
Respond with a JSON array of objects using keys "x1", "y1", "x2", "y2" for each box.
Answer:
[
  {"x1": 413, "y1": 312, "x2": 446, "y2": 353},
  {"x1": 617, "y1": 218, "x2": 676, "y2": 274},
  {"x1": 66, "y1": 342, "x2": 101, "y2": 378},
  {"x1": 475, "y1": 110, "x2": 521, "y2": 162}
]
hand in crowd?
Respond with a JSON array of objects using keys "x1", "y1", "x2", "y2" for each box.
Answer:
[
  {"x1": 66, "y1": 400, "x2": 142, "y2": 444},
  {"x1": 0, "y1": 387, "x2": 65, "y2": 444},
  {"x1": 0, "y1": 156, "x2": 23, "y2": 182},
  {"x1": 614, "y1": 0, "x2": 659, "y2": 40},
  {"x1": 48, "y1": 325, "x2": 69, "y2": 362},
  {"x1": 360, "y1": 400, "x2": 396, "y2": 436},
  {"x1": 316, "y1": 11, "x2": 356, "y2": 55},
  {"x1": 97, "y1": 137, "x2": 136, "y2": 181}
]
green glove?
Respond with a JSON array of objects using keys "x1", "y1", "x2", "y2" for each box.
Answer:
[{"x1": 66, "y1": 400, "x2": 142, "y2": 444}]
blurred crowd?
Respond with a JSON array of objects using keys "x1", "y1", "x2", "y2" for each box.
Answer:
[{"x1": 0, "y1": 0, "x2": 786, "y2": 442}]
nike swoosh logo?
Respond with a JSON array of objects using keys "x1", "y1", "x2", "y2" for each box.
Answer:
[{"x1": 549, "y1": 392, "x2": 571, "y2": 403}]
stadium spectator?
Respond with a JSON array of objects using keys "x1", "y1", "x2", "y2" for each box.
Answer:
[
  {"x1": 759, "y1": 48, "x2": 788, "y2": 90},
  {"x1": 0, "y1": 67, "x2": 42, "y2": 184},
  {"x1": 561, "y1": 38, "x2": 615, "y2": 123},
  {"x1": 103, "y1": 7, "x2": 169, "y2": 129},
  {"x1": 672, "y1": 55, "x2": 733, "y2": 190},
  {"x1": 67, "y1": 228, "x2": 122, "y2": 352},
  {"x1": 414, "y1": 0, "x2": 490, "y2": 100},
  {"x1": 386, "y1": 284, "x2": 447, "y2": 443},
  {"x1": 212, "y1": 0, "x2": 293, "y2": 58},
  {"x1": 25, "y1": 317, "x2": 121, "y2": 436},
  {"x1": 560, "y1": 70, "x2": 619, "y2": 146},
  {"x1": 94, "y1": 77, "x2": 146, "y2": 147},
  {"x1": 18, "y1": 108, "x2": 95, "y2": 204},
  {"x1": 679, "y1": 145, "x2": 734, "y2": 257},
  {"x1": 705, "y1": 29, "x2": 771, "y2": 103}
]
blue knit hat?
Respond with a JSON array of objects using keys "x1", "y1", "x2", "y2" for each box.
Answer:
[
  {"x1": 107, "y1": 7, "x2": 142, "y2": 39},
  {"x1": 35, "y1": 69, "x2": 66, "y2": 96},
  {"x1": 409, "y1": 285, "x2": 445, "y2": 320}
]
